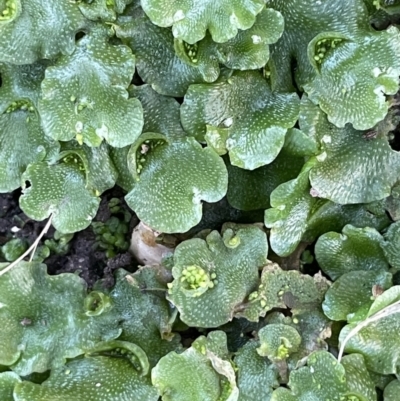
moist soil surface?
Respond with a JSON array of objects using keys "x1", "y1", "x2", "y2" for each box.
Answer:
[{"x1": 0, "y1": 186, "x2": 139, "y2": 288}]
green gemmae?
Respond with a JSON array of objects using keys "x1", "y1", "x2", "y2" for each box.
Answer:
[{"x1": 180, "y1": 265, "x2": 217, "y2": 295}]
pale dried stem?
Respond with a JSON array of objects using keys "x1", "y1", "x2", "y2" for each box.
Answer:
[
  {"x1": 338, "y1": 299, "x2": 400, "y2": 363},
  {"x1": 0, "y1": 214, "x2": 53, "y2": 277}
]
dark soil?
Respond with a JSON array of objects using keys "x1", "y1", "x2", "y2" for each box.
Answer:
[
  {"x1": 390, "y1": 122, "x2": 400, "y2": 151},
  {"x1": 0, "y1": 187, "x2": 139, "y2": 289},
  {"x1": 0, "y1": 184, "x2": 264, "y2": 289}
]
